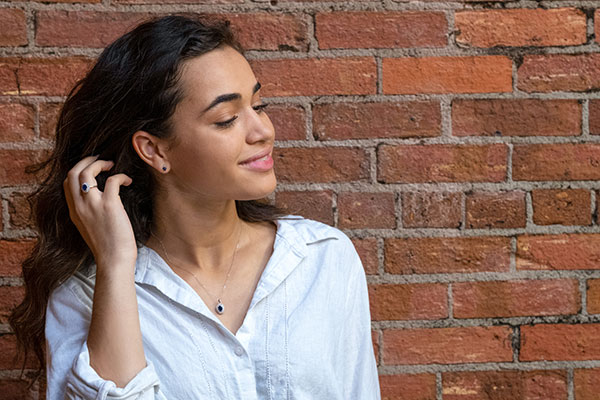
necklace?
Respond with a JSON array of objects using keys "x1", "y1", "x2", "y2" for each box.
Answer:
[{"x1": 150, "y1": 222, "x2": 243, "y2": 315}]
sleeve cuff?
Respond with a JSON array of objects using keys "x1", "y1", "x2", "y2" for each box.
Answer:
[{"x1": 66, "y1": 341, "x2": 160, "y2": 400}]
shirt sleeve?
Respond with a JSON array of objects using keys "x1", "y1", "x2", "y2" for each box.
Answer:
[
  {"x1": 340, "y1": 240, "x2": 382, "y2": 400},
  {"x1": 45, "y1": 278, "x2": 165, "y2": 400}
]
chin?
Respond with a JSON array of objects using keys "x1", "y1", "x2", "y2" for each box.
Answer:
[{"x1": 238, "y1": 176, "x2": 277, "y2": 201}]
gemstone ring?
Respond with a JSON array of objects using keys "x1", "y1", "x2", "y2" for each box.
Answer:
[{"x1": 81, "y1": 182, "x2": 98, "y2": 193}]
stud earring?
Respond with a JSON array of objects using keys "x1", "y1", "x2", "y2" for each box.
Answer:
[{"x1": 162, "y1": 165, "x2": 167, "y2": 172}]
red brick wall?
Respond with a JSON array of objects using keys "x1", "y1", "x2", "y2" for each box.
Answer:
[{"x1": 1, "y1": 1, "x2": 599, "y2": 399}]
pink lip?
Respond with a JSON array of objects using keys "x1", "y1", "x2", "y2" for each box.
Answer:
[{"x1": 239, "y1": 148, "x2": 274, "y2": 172}]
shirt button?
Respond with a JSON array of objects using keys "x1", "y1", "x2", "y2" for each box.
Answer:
[{"x1": 234, "y1": 346, "x2": 244, "y2": 357}]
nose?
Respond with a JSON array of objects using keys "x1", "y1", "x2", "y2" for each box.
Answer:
[{"x1": 245, "y1": 107, "x2": 275, "y2": 144}]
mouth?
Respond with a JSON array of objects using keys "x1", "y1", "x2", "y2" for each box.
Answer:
[{"x1": 239, "y1": 149, "x2": 274, "y2": 172}]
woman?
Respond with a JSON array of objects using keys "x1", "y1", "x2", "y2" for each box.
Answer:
[{"x1": 10, "y1": 15, "x2": 380, "y2": 399}]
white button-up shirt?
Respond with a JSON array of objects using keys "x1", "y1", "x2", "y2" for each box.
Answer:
[{"x1": 45, "y1": 216, "x2": 381, "y2": 399}]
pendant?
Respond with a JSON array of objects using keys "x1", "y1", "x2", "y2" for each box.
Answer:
[{"x1": 216, "y1": 299, "x2": 225, "y2": 315}]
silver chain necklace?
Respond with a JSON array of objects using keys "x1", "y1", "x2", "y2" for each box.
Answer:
[{"x1": 150, "y1": 222, "x2": 243, "y2": 315}]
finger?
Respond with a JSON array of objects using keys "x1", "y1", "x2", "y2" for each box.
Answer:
[
  {"x1": 104, "y1": 174, "x2": 133, "y2": 198},
  {"x1": 79, "y1": 159, "x2": 115, "y2": 187},
  {"x1": 65, "y1": 155, "x2": 100, "y2": 195}
]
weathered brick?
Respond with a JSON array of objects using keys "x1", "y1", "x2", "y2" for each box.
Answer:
[
  {"x1": 36, "y1": 11, "x2": 147, "y2": 47},
  {"x1": 455, "y1": 8, "x2": 586, "y2": 48},
  {"x1": 8, "y1": 191, "x2": 33, "y2": 230},
  {"x1": 402, "y1": 192, "x2": 461, "y2": 228},
  {"x1": 532, "y1": 189, "x2": 591, "y2": 226},
  {"x1": 380, "y1": 374, "x2": 437, "y2": 400},
  {"x1": 0, "y1": 150, "x2": 47, "y2": 186},
  {"x1": 518, "y1": 234, "x2": 600, "y2": 270},
  {"x1": 378, "y1": 144, "x2": 507, "y2": 183},
  {"x1": 269, "y1": 104, "x2": 305, "y2": 141},
  {"x1": 521, "y1": 324, "x2": 600, "y2": 361},
  {"x1": 586, "y1": 279, "x2": 600, "y2": 314},
  {"x1": 383, "y1": 326, "x2": 513, "y2": 365},
  {"x1": 251, "y1": 57, "x2": 376, "y2": 96},
  {"x1": 351, "y1": 238, "x2": 378, "y2": 275},
  {"x1": 224, "y1": 13, "x2": 309, "y2": 51},
  {"x1": 0, "y1": 9, "x2": 27, "y2": 46},
  {"x1": 513, "y1": 144, "x2": 600, "y2": 181},
  {"x1": 316, "y1": 11, "x2": 446, "y2": 49},
  {"x1": 313, "y1": 101, "x2": 441, "y2": 140},
  {"x1": 0, "y1": 286, "x2": 24, "y2": 325},
  {"x1": 18, "y1": 58, "x2": 93, "y2": 96},
  {"x1": 273, "y1": 147, "x2": 369, "y2": 183},
  {"x1": 466, "y1": 191, "x2": 526, "y2": 229},
  {"x1": 383, "y1": 56, "x2": 512, "y2": 94},
  {"x1": 275, "y1": 190, "x2": 333, "y2": 225},
  {"x1": 452, "y1": 99, "x2": 581, "y2": 137},
  {"x1": 0, "y1": 240, "x2": 34, "y2": 277},
  {"x1": 589, "y1": 99, "x2": 600, "y2": 135},
  {"x1": 0, "y1": 59, "x2": 19, "y2": 96},
  {"x1": 39, "y1": 102, "x2": 62, "y2": 140},
  {"x1": 443, "y1": 370, "x2": 567, "y2": 400},
  {"x1": 518, "y1": 54, "x2": 600, "y2": 93},
  {"x1": 113, "y1": 0, "x2": 238, "y2": 3},
  {"x1": 385, "y1": 237, "x2": 511, "y2": 274},
  {"x1": 597, "y1": 10, "x2": 600, "y2": 45},
  {"x1": 372, "y1": 330, "x2": 379, "y2": 365},
  {"x1": 338, "y1": 192, "x2": 396, "y2": 229},
  {"x1": 0, "y1": 103, "x2": 35, "y2": 143},
  {"x1": 453, "y1": 279, "x2": 580, "y2": 318},
  {"x1": 369, "y1": 283, "x2": 448, "y2": 321},
  {"x1": 575, "y1": 368, "x2": 600, "y2": 400}
]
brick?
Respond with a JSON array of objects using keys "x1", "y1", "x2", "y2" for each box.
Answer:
[
  {"x1": 0, "y1": 103, "x2": 35, "y2": 143},
  {"x1": 0, "y1": 286, "x2": 24, "y2": 325},
  {"x1": 39, "y1": 102, "x2": 62, "y2": 140},
  {"x1": 532, "y1": 189, "x2": 591, "y2": 226},
  {"x1": 587, "y1": 279, "x2": 600, "y2": 314},
  {"x1": 383, "y1": 56, "x2": 512, "y2": 94},
  {"x1": 518, "y1": 234, "x2": 600, "y2": 270},
  {"x1": 369, "y1": 283, "x2": 448, "y2": 321},
  {"x1": 385, "y1": 237, "x2": 511, "y2": 274},
  {"x1": 8, "y1": 191, "x2": 33, "y2": 230},
  {"x1": 275, "y1": 190, "x2": 333, "y2": 225},
  {"x1": 455, "y1": 8, "x2": 586, "y2": 48},
  {"x1": 378, "y1": 144, "x2": 507, "y2": 183},
  {"x1": 316, "y1": 11, "x2": 446, "y2": 49},
  {"x1": 383, "y1": 326, "x2": 513, "y2": 365},
  {"x1": 0, "y1": 150, "x2": 47, "y2": 186},
  {"x1": 313, "y1": 101, "x2": 441, "y2": 140},
  {"x1": 372, "y1": 330, "x2": 379, "y2": 364},
  {"x1": 575, "y1": 368, "x2": 600, "y2": 400},
  {"x1": 17, "y1": 0, "x2": 101, "y2": 2},
  {"x1": 590, "y1": 100, "x2": 600, "y2": 135},
  {"x1": 0, "y1": 240, "x2": 34, "y2": 277},
  {"x1": 380, "y1": 374, "x2": 436, "y2": 400},
  {"x1": 352, "y1": 238, "x2": 378, "y2": 275},
  {"x1": 443, "y1": 370, "x2": 567, "y2": 400},
  {"x1": 273, "y1": 147, "x2": 369, "y2": 183},
  {"x1": 0, "y1": 334, "x2": 37, "y2": 369},
  {"x1": 0, "y1": 378, "x2": 38, "y2": 400},
  {"x1": 338, "y1": 192, "x2": 396, "y2": 229},
  {"x1": 251, "y1": 57, "x2": 376, "y2": 96},
  {"x1": 452, "y1": 99, "x2": 581, "y2": 137},
  {"x1": 466, "y1": 191, "x2": 526, "y2": 229},
  {"x1": 224, "y1": 13, "x2": 308, "y2": 51},
  {"x1": 0, "y1": 9, "x2": 27, "y2": 46},
  {"x1": 453, "y1": 279, "x2": 580, "y2": 318},
  {"x1": 269, "y1": 104, "x2": 305, "y2": 141},
  {"x1": 518, "y1": 54, "x2": 600, "y2": 93},
  {"x1": 513, "y1": 144, "x2": 600, "y2": 181},
  {"x1": 18, "y1": 58, "x2": 93, "y2": 96},
  {"x1": 597, "y1": 10, "x2": 600, "y2": 45},
  {"x1": 521, "y1": 324, "x2": 600, "y2": 361},
  {"x1": 36, "y1": 11, "x2": 147, "y2": 48},
  {"x1": 0, "y1": 59, "x2": 19, "y2": 95},
  {"x1": 113, "y1": 0, "x2": 238, "y2": 3},
  {"x1": 402, "y1": 192, "x2": 461, "y2": 228}
]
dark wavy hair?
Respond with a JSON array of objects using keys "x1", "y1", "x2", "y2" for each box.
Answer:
[{"x1": 9, "y1": 15, "x2": 284, "y2": 377}]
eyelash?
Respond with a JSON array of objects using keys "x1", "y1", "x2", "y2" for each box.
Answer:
[{"x1": 215, "y1": 103, "x2": 269, "y2": 129}]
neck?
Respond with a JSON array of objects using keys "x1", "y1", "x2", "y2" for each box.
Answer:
[{"x1": 146, "y1": 190, "x2": 245, "y2": 275}]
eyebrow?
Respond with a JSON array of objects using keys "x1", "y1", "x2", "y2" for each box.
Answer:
[{"x1": 202, "y1": 82, "x2": 262, "y2": 114}]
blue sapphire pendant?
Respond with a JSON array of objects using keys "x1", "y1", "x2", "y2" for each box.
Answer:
[{"x1": 216, "y1": 300, "x2": 225, "y2": 314}]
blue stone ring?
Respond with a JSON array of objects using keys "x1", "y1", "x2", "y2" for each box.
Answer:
[{"x1": 81, "y1": 182, "x2": 98, "y2": 193}]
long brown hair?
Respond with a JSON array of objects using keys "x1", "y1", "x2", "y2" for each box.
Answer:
[{"x1": 9, "y1": 15, "x2": 285, "y2": 376}]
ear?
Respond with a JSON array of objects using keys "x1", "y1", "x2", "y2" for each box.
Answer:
[{"x1": 132, "y1": 131, "x2": 171, "y2": 173}]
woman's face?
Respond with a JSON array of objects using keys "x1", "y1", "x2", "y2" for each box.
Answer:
[{"x1": 164, "y1": 45, "x2": 276, "y2": 202}]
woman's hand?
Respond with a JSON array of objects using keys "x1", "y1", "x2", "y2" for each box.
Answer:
[{"x1": 63, "y1": 155, "x2": 137, "y2": 268}]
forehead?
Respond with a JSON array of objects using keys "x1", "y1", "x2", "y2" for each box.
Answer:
[{"x1": 178, "y1": 46, "x2": 257, "y2": 107}]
